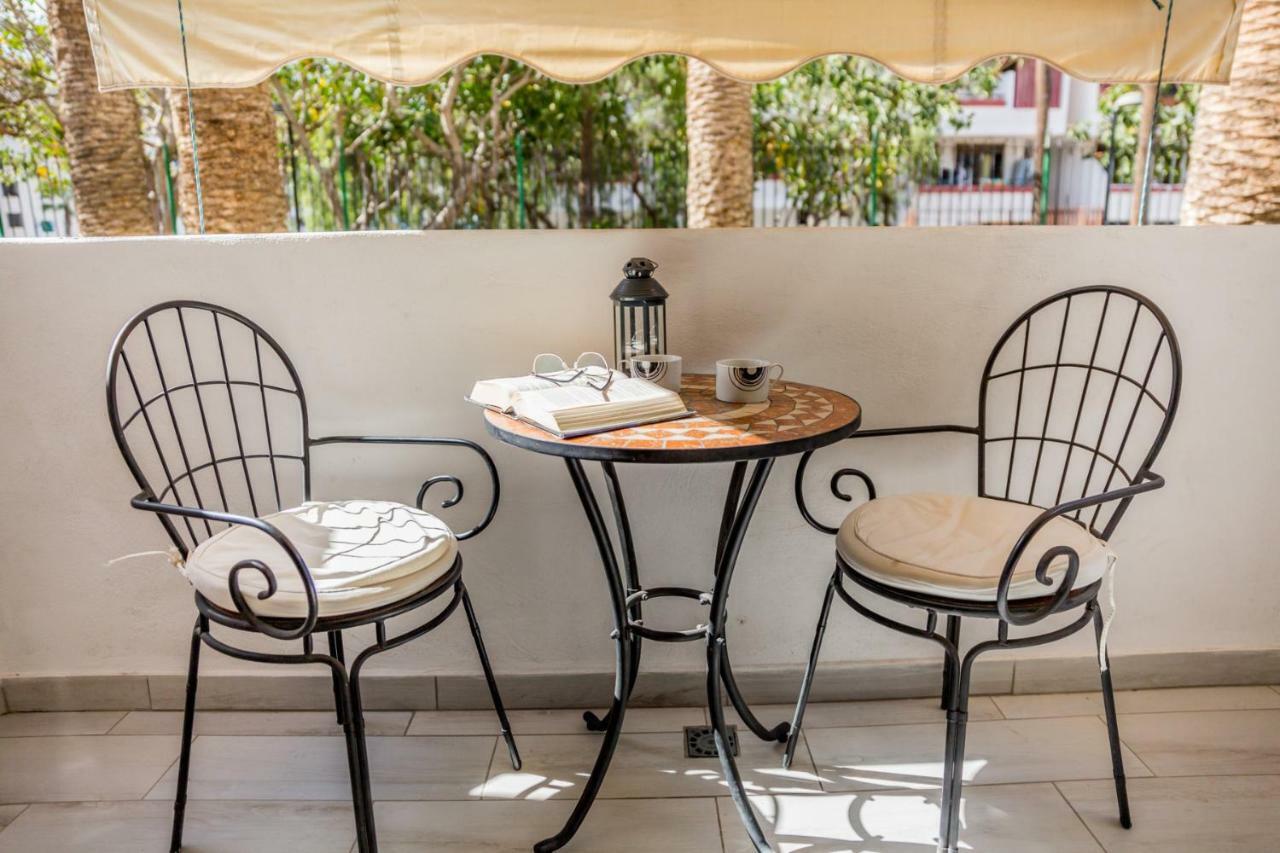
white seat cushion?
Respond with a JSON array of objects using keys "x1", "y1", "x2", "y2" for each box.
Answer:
[
  {"x1": 836, "y1": 492, "x2": 1111, "y2": 602},
  {"x1": 183, "y1": 500, "x2": 458, "y2": 618}
]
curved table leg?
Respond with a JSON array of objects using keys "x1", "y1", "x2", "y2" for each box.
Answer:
[
  {"x1": 720, "y1": 648, "x2": 790, "y2": 742},
  {"x1": 708, "y1": 458, "x2": 777, "y2": 853},
  {"x1": 716, "y1": 461, "x2": 791, "y2": 744},
  {"x1": 536, "y1": 459, "x2": 635, "y2": 853},
  {"x1": 584, "y1": 462, "x2": 643, "y2": 733}
]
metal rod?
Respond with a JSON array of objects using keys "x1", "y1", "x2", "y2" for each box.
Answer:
[
  {"x1": 1138, "y1": 0, "x2": 1176, "y2": 225},
  {"x1": 174, "y1": 0, "x2": 205, "y2": 233}
]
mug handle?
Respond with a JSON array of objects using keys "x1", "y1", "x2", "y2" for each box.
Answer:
[{"x1": 768, "y1": 363, "x2": 785, "y2": 383}]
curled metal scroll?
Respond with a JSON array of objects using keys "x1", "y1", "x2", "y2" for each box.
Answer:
[
  {"x1": 417, "y1": 474, "x2": 464, "y2": 510},
  {"x1": 227, "y1": 555, "x2": 320, "y2": 641},
  {"x1": 997, "y1": 544, "x2": 1080, "y2": 626},
  {"x1": 794, "y1": 449, "x2": 878, "y2": 535}
]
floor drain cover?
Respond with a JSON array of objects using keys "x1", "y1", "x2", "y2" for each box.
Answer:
[{"x1": 684, "y1": 725, "x2": 739, "y2": 758}]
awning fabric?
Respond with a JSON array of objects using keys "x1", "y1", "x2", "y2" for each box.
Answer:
[{"x1": 84, "y1": 0, "x2": 1244, "y2": 92}]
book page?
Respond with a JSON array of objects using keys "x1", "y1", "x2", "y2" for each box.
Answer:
[
  {"x1": 514, "y1": 378, "x2": 674, "y2": 415},
  {"x1": 469, "y1": 369, "x2": 624, "y2": 412}
]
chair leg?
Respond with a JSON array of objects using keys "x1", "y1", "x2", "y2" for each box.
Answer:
[
  {"x1": 328, "y1": 631, "x2": 347, "y2": 726},
  {"x1": 784, "y1": 567, "x2": 838, "y2": 770},
  {"x1": 938, "y1": 659, "x2": 971, "y2": 853},
  {"x1": 342, "y1": 660, "x2": 377, "y2": 853},
  {"x1": 940, "y1": 615, "x2": 960, "y2": 709},
  {"x1": 170, "y1": 617, "x2": 204, "y2": 853},
  {"x1": 1093, "y1": 605, "x2": 1132, "y2": 829},
  {"x1": 460, "y1": 581, "x2": 521, "y2": 770}
]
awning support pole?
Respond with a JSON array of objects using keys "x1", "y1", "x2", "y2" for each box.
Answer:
[
  {"x1": 175, "y1": 0, "x2": 206, "y2": 234},
  {"x1": 1138, "y1": 0, "x2": 1175, "y2": 226}
]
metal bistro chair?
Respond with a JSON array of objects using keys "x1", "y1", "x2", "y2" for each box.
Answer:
[
  {"x1": 787, "y1": 286, "x2": 1181, "y2": 853},
  {"x1": 105, "y1": 301, "x2": 521, "y2": 853}
]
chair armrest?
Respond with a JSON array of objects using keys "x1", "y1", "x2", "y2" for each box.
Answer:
[
  {"x1": 794, "y1": 424, "x2": 978, "y2": 535},
  {"x1": 130, "y1": 493, "x2": 318, "y2": 639},
  {"x1": 995, "y1": 471, "x2": 1165, "y2": 625},
  {"x1": 308, "y1": 435, "x2": 500, "y2": 540}
]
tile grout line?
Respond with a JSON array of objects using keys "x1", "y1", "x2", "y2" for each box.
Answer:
[
  {"x1": 103, "y1": 710, "x2": 130, "y2": 735},
  {"x1": 802, "y1": 728, "x2": 823, "y2": 793},
  {"x1": 712, "y1": 793, "x2": 729, "y2": 853},
  {"x1": 479, "y1": 734, "x2": 501, "y2": 801},
  {"x1": 1095, "y1": 713, "x2": 1160, "y2": 778},
  {"x1": 1050, "y1": 780, "x2": 1109, "y2": 852},
  {"x1": 0, "y1": 803, "x2": 32, "y2": 837},
  {"x1": 141, "y1": 741, "x2": 188, "y2": 802},
  {"x1": 113, "y1": 771, "x2": 1280, "y2": 804}
]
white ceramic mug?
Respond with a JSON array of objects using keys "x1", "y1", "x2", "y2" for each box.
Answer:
[
  {"x1": 628, "y1": 353, "x2": 683, "y2": 392},
  {"x1": 716, "y1": 358, "x2": 784, "y2": 403}
]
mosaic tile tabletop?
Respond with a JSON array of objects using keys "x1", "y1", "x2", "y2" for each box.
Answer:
[{"x1": 485, "y1": 373, "x2": 861, "y2": 461}]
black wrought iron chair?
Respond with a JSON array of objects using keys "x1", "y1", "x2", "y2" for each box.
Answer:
[
  {"x1": 106, "y1": 301, "x2": 520, "y2": 853},
  {"x1": 788, "y1": 285, "x2": 1181, "y2": 853}
]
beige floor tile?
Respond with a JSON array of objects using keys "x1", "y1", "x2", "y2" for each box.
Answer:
[
  {"x1": 0, "y1": 736, "x2": 179, "y2": 803},
  {"x1": 719, "y1": 783, "x2": 1102, "y2": 852},
  {"x1": 147, "y1": 735, "x2": 495, "y2": 801},
  {"x1": 111, "y1": 710, "x2": 411, "y2": 737},
  {"x1": 0, "y1": 801, "x2": 356, "y2": 853},
  {"x1": 407, "y1": 706, "x2": 705, "y2": 737},
  {"x1": 806, "y1": 716, "x2": 1149, "y2": 792},
  {"x1": 477, "y1": 731, "x2": 821, "y2": 801},
  {"x1": 993, "y1": 686, "x2": 1280, "y2": 719},
  {"x1": 731, "y1": 696, "x2": 1002, "y2": 731},
  {"x1": 1059, "y1": 775, "x2": 1280, "y2": 852},
  {"x1": 1117, "y1": 709, "x2": 1280, "y2": 776},
  {"x1": 374, "y1": 797, "x2": 722, "y2": 852},
  {"x1": 0, "y1": 711, "x2": 125, "y2": 737},
  {"x1": 0, "y1": 805, "x2": 27, "y2": 830}
]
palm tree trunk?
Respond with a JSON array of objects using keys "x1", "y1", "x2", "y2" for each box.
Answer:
[
  {"x1": 1183, "y1": 0, "x2": 1280, "y2": 224},
  {"x1": 1129, "y1": 83, "x2": 1158, "y2": 225},
  {"x1": 167, "y1": 85, "x2": 289, "y2": 233},
  {"x1": 685, "y1": 60, "x2": 753, "y2": 228},
  {"x1": 47, "y1": 0, "x2": 155, "y2": 236}
]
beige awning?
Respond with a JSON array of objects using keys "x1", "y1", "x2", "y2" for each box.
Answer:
[{"x1": 84, "y1": 0, "x2": 1244, "y2": 91}]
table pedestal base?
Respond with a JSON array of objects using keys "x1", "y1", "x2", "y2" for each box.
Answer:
[{"x1": 534, "y1": 458, "x2": 784, "y2": 853}]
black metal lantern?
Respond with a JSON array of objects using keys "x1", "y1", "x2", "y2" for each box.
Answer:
[{"x1": 611, "y1": 257, "x2": 668, "y2": 370}]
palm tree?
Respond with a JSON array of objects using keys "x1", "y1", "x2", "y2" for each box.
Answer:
[
  {"x1": 167, "y1": 84, "x2": 289, "y2": 233},
  {"x1": 1183, "y1": 0, "x2": 1280, "y2": 224},
  {"x1": 47, "y1": 0, "x2": 155, "y2": 236},
  {"x1": 685, "y1": 60, "x2": 753, "y2": 227}
]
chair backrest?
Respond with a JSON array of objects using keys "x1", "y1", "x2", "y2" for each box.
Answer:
[
  {"x1": 106, "y1": 301, "x2": 311, "y2": 556},
  {"x1": 978, "y1": 285, "x2": 1181, "y2": 540}
]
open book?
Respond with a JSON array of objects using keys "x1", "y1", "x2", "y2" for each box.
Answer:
[
  {"x1": 467, "y1": 369, "x2": 627, "y2": 412},
  {"x1": 468, "y1": 371, "x2": 693, "y2": 438}
]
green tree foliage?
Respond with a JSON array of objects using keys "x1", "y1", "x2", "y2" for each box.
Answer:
[
  {"x1": 1070, "y1": 83, "x2": 1198, "y2": 184},
  {"x1": 0, "y1": 0, "x2": 65, "y2": 191},
  {"x1": 273, "y1": 56, "x2": 686, "y2": 229},
  {"x1": 753, "y1": 58, "x2": 1000, "y2": 225}
]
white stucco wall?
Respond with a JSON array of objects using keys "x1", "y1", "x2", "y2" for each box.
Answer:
[{"x1": 1, "y1": 226, "x2": 1278, "y2": 681}]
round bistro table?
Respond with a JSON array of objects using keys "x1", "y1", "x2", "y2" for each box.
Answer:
[{"x1": 484, "y1": 373, "x2": 861, "y2": 852}]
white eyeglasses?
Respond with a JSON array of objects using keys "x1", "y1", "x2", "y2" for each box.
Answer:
[{"x1": 531, "y1": 352, "x2": 615, "y2": 392}]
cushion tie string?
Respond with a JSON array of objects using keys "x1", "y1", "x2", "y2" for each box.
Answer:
[
  {"x1": 105, "y1": 548, "x2": 185, "y2": 570},
  {"x1": 1098, "y1": 552, "x2": 1118, "y2": 672}
]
